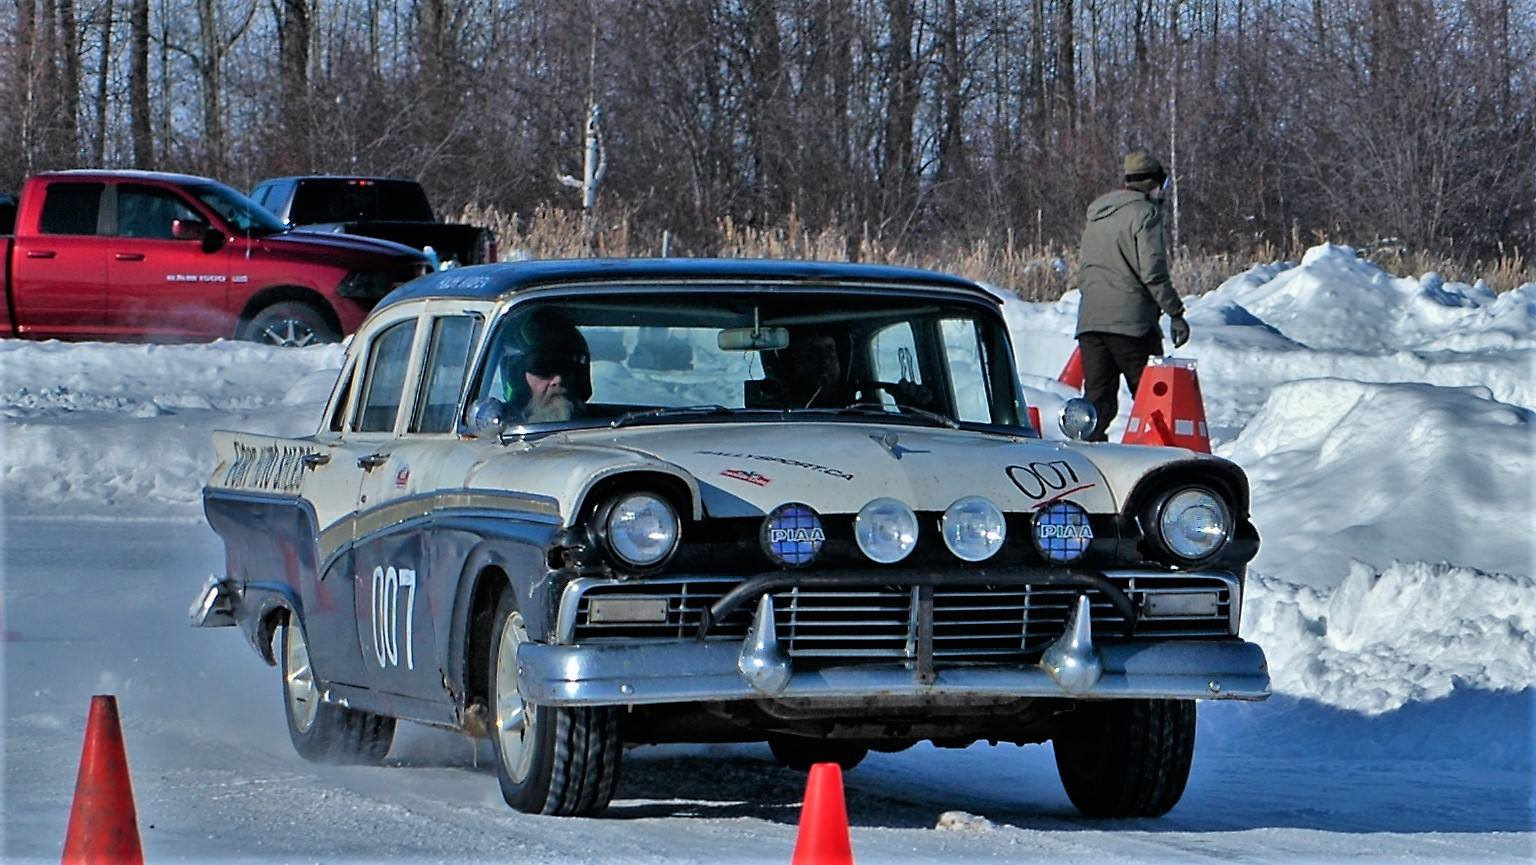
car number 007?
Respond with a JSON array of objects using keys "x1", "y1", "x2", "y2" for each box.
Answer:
[{"x1": 370, "y1": 566, "x2": 416, "y2": 670}]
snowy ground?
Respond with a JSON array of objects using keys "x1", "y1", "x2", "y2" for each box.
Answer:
[{"x1": 3, "y1": 244, "x2": 1533, "y2": 862}]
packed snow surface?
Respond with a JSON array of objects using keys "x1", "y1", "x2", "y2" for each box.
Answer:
[{"x1": 3, "y1": 244, "x2": 1533, "y2": 862}]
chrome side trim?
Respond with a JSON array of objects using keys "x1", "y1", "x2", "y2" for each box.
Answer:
[
  {"x1": 517, "y1": 638, "x2": 1271, "y2": 706},
  {"x1": 314, "y1": 488, "x2": 563, "y2": 565}
]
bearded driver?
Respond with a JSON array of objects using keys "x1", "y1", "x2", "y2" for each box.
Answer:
[{"x1": 500, "y1": 310, "x2": 592, "y2": 423}]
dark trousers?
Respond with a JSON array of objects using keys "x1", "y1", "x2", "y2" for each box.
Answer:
[{"x1": 1078, "y1": 331, "x2": 1163, "y2": 442}]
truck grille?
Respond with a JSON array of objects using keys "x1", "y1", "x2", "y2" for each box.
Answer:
[{"x1": 567, "y1": 574, "x2": 1234, "y2": 664}]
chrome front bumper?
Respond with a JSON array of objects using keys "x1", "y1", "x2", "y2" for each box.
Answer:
[{"x1": 519, "y1": 594, "x2": 1271, "y2": 706}]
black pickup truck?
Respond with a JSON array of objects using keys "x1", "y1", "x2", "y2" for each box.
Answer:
[{"x1": 251, "y1": 176, "x2": 497, "y2": 268}]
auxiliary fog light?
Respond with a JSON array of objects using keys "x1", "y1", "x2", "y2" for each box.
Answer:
[
  {"x1": 760, "y1": 502, "x2": 825, "y2": 567},
  {"x1": 854, "y1": 498, "x2": 919, "y2": 564},
  {"x1": 602, "y1": 492, "x2": 681, "y2": 569},
  {"x1": 1157, "y1": 488, "x2": 1229, "y2": 561},
  {"x1": 1031, "y1": 501, "x2": 1093, "y2": 563},
  {"x1": 941, "y1": 496, "x2": 1006, "y2": 562}
]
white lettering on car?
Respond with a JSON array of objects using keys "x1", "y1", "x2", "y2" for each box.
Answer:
[{"x1": 370, "y1": 565, "x2": 417, "y2": 670}]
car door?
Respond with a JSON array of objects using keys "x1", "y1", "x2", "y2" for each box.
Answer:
[
  {"x1": 106, "y1": 182, "x2": 233, "y2": 339},
  {"x1": 287, "y1": 355, "x2": 376, "y2": 689},
  {"x1": 9, "y1": 181, "x2": 109, "y2": 336},
  {"x1": 343, "y1": 312, "x2": 454, "y2": 701}
]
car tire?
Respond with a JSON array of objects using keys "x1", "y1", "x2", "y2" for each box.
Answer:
[
  {"x1": 768, "y1": 736, "x2": 869, "y2": 772},
  {"x1": 243, "y1": 301, "x2": 338, "y2": 347},
  {"x1": 1052, "y1": 698, "x2": 1195, "y2": 818},
  {"x1": 280, "y1": 617, "x2": 395, "y2": 765},
  {"x1": 488, "y1": 591, "x2": 622, "y2": 816}
]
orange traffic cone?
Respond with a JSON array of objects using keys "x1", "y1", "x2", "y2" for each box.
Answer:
[
  {"x1": 791, "y1": 762, "x2": 853, "y2": 865},
  {"x1": 61, "y1": 695, "x2": 144, "y2": 865},
  {"x1": 1058, "y1": 346, "x2": 1084, "y2": 390},
  {"x1": 1122, "y1": 357, "x2": 1211, "y2": 452}
]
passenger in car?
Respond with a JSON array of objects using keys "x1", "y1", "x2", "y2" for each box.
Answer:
[
  {"x1": 761, "y1": 329, "x2": 857, "y2": 409},
  {"x1": 500, "y1": 310, "x2": 592, "y2": 422}
]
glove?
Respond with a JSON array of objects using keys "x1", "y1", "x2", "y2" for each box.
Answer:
[{"x1": 1170, "y1": 316, "x2": 1190, "y2": 349}]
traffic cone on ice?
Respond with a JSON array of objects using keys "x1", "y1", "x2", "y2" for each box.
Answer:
[
  {"x1": 61, "y1": 695, "x2": 144, "y2": 865},
  {"x1": 1057, "y1": 346, "x2": 1085, "y2": 390},
  {"x1": 791, "y1": 762, "x2": 854, "y2": 865},
  {"x1": 1122, "y1": 357, "x2": 1211, "y2": 452}
]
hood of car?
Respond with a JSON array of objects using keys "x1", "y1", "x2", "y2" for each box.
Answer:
[
  {"x1": 497, "y1": 421, "x2": 1192, "y2": 521},
  {"x1": 257, "y1": 229, "x2": 426, "y2": 263}
]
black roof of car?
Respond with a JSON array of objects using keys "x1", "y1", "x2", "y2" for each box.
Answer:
[{"x1": 376, "y1": 258, "x2": 997, "y2": 310}]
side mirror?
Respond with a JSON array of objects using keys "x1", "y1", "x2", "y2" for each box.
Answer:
[
  {"x1": 1059, "y1": 398, "x2": 1099, "y2": 441},
  {"x1": 171, "y1": 218, "x2": 207, "y2": 242},
  {"x1": 466, "y1": 397, "x2": 507, "y2": 437}
]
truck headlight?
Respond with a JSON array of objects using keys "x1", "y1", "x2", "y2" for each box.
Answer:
[
  {"x1": 941, "y1": 496, "x2": 1006, "y2": 562},
  {"x1": 596, "y1": 492, "x2": 680, "y2": 570},
  {"x1": 1151, "y1": 488, "x2": 1230, "y2": 561},
  {"x1": 855, "y1": 498, "x2": 918, "y2": 564}
]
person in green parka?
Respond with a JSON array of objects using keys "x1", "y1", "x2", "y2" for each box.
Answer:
[{"x1": 1075, "y1": 151, "x2": 1191, "y2": 441}]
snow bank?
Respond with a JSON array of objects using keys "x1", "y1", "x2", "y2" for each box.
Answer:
[
  {"x1": 1244, "y1": 562, "x2": 1536, "y2": 715},
  {"x1": 0, "y1": 340, "x2": 341, "y2": 515},
  {"x1": 1202, "y1": 244, "x2": 1536, "y2": 353},
  {"x1": 1219, "y1": 377, "x2": 1535, "y2": 579}
]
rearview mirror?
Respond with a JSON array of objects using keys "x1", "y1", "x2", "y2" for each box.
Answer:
[{"x1": 718, "y1": 326, "x2": 789, "y2": 352}]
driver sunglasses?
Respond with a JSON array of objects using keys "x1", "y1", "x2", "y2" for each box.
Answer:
[{"x1": 525, "y1": 351, "x2": 588, "y2": 378}]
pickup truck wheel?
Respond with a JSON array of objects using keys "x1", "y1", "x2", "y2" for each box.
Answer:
[
  {"x1": 768, "y1": 736, "x2": 868, "y2": 772},
  {"x1": 280, "y1": 618, "x2": 395, "y2": 764},
  {"x1": 1052, "y1": 698, "x2": 1195, "y2": 818},
  {"x1": 489, "y1": 591, "x2": 622, "y2": 816},
  {"x1": 244, "y1": 301, "x2": 338, "y2": 347}
]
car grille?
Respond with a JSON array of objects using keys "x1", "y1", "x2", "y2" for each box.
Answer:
[{"x1": 567, "y1": 574, "x2": 1234, "y2": 664}]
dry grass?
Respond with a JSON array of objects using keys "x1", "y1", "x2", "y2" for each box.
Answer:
[{"x1": 457, "y1": 203, "x2": 1535, "y2": 299}]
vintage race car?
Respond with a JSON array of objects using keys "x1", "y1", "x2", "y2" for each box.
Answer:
[{"x1": 192, "y1": 258, "x2": 1268, "y2": 817}]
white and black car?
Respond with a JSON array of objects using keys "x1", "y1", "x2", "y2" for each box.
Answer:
[{"x1": 192, "y1": 258, "x2": 1269, "y2": 818}]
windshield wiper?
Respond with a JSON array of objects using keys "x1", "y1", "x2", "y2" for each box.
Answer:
[
  {"x1": 794, "y1": 402, "x2": 959, "y2": 429},
  {"x1": 610, "y1": 404, "x2": 737, "y2": 429}
]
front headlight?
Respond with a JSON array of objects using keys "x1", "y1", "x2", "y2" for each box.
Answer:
[
  {"x1": 599, "y1": 492, "x2": 680, "y2": 569},
  {"x1": 1153, "y1": 488, "x2": 1230, "y2": 561},
  {"x1": 941, "y1": 496, "x2": 1006, "y2": 562},
  {"x1": 855, "y1": 498, "x2": 919, "y2": 564}
]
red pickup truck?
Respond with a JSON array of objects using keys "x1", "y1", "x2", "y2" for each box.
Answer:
[{"x1": 1, "y1": 170, "x2": 431, "y2": 346}]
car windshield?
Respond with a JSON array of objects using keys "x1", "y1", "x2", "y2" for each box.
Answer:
[
  {"x1": 469, "y1": 288, "x2": 1029, "y2": 434},
  {"x1": 189, "y1": 182, "x2": 289, "y2": 234}
]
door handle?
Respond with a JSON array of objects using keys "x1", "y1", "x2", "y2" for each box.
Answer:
[
  {"x1": 301, "y1": 453, "x2": 331, "y2": 469},
  {"x1": 25, "y1": 250, "x2": 55, "y2": 259},
  {"x1": 115, "y1": 252, "x2": 145, "y2": 261},
  {"x1": 357, "y1": 453, "x2": 389, "y2": 470}
]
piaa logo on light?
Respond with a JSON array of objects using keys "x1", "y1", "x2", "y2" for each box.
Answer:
[
  {"x1": 769, "y1": 527, "x2": 826, "y2": 544},
  {"x1": 1038, "y1": 523, "x2": 1094, "y2": 540}
]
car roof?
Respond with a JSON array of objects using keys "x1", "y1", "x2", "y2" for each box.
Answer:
[
  {"x1": 375, "y1": 258, "x2": 996, "y2": 311},
  {"x1": 35, "y1": 169, "x2": 229, "y2": 186}
]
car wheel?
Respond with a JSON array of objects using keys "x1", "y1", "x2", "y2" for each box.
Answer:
[
  {"x1": 244, "y1": 301, "x2": 338, "y2": 347},
  {"x1": 488, "y1": 591, "x2": 622, "y2": 815},
  {"x1": 280, "y1": 617, "x2": 395, "y2": 764},
  {"x1": 768, "y1": 735, "x2": 869, "y2": 772},
  {"x1": 1052, "y1": 698, "x2": 1195, "y2": 818}
]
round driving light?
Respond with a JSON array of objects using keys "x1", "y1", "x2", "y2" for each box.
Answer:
[
  {"x1": 1059, "y1": 398, "x2": 1098, "y2": 441},
  {"x1": 941, "y1": 496, "x2": 1007, "y2": 562},
  {"x1": 1031, "y1": 501, "x2": 1094, "y2": 563},
  {"x1": 603, "y1": 492, "x2": 680, "y2": 568},
  {"x1": 760, "y1": 503, "x2": 825, "y2": 567},
  {"x1": 854, "y1": 498, "x2": 919, "y2": 564},
  {"x1": 1157, "y1": 489, "x2": 1229, "y2": 560}
]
